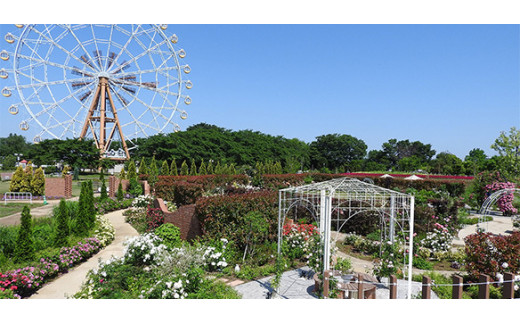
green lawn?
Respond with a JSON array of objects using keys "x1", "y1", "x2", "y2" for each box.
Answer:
[
  {"x1": 0, "y1": 181, "x2": 10, "y2": 195},
  {"x1": 0, "y1": 202, "x2": 44, "y2": 218}
]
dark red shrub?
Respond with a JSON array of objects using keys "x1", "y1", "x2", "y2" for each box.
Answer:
[
  {"x1": 464, "y1": 231, "x2": 520, "y2": 279},
  {"x1": 146, "y1": 208, "x2": 164, "y2": 232}
]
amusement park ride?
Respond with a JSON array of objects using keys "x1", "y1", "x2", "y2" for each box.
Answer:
[{"x1": 1, "y1": 24, "x2": 192, "y2": 160}]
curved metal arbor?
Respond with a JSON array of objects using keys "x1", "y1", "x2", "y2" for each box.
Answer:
[
  {"x1": 278, "y1": 177, "x2": 415, "y2": 298},
  {"x1": 1, "y1": 24, "x2": 192, "y2": 160},
  {"x1": 478, "y1": 188, "x2": 520, "y2": 231}
]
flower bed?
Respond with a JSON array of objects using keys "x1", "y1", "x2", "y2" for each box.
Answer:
[{"x1": 0, "y1": 214, "x2": 115, "y2": 299}]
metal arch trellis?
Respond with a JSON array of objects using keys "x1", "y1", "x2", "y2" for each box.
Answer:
[
  {"x1": 277, "y1": 177, "x2": 416, "y2": 298},
  {"x1": 478, "y1": 188, "x2": 520, "y2": 232}
]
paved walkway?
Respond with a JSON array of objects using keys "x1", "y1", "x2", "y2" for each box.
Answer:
[
  {"x1": 29, "y1": 208, "x2": 138, "y2": 299},
  {"x1": 233, "y1": 266, "x2": 436, "y2": 299},
  {"x1": 0, "y1": 197, "x2": 79, "y2": 226},
  {"x1": 453, "y1": 215, "x2": 514, "y2": 246}
]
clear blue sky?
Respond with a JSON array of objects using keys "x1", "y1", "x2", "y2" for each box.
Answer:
[{"x1": 1, "y1": 24, "x2": 519, "y2": 159}]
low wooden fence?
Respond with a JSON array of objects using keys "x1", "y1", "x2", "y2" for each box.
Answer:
[{"x1": 322, "y1": 270, "x2": 518, "y2": 299}]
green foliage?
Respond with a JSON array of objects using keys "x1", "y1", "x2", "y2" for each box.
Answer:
[
  {"x1": 240, "y1": 211, "x2": 270, "y2": 261},
  {"x1": 430, "y1": 152, "x2": 465, "y2": 175},
  {"x1": 61, "y1": 165, "x2": 71, "y2": 177},
  {"x1": 20, "y1": 163, "x2": 33, "y2": 192},
  {"x1": 0, "y1": 133, "x2": 30, "y2": 159},
  {"x1": 1, "y1": 155, "x2": 16, "y2": 170},
  {"x1": 13, "y1": 206, "x2": 34, "y2": 262},
  {"x1": 9, "y1": 166, "x2": 24, "y2": 192},
  {"x1": 196, "y1": 191, "x2": 278, "y2": 258},
  {"x1": 206, "y1": 160, "x2": 214, "y2": 175},
  {"x1": 27, "y1": 138, "x2": 99, "y2": 169},
  {"x1": 412, "y1": 256, "x2": 433, "y2": 270},
  {"x1": 148, "y1": 156, "x2": 158, "y2": 188},
  {"x1": 53, "y1": 199, "x2": 70, "y2": 247},
  {"x1": 87, "y1": 181, "x2": 96, "y2": 226},
  {"x1": 180, "y1": 160, "x2": 189, "y2": 176},
  {"x1": 119, "y1": 167, "x2": 126, "y2": 180},
  {"x1": 198, "y1": 159, "x2": 207, "y2": 175},
  {"x1": 334, "y1": 257, "x2": 352, "y2": 273},
  {"x1": 74, "y1": 182, "x2": 90, "y2": 236},
  {"x1": 117, "y1": 182, "x2": 124, "y2": 201},
  {"x1": 154, "y1": 223, "x2": 181, "y2": 249},
  {"x1": 31, "y1": 167, "x2": 45, "y2": 196},
  {"x1": 189, "y1": 159, "x2": 197, "y2": 176},
  {"x1": 127, "y1": 160, "x2": 137, "y2": 180},
  {"x1": 100, "y1": 180, "x2": 108, "y2": 201},
  {"x1": 170, "y1": 159, "x2": 178, "y2": 176},
  {"x1": 73, "y1": 166, "x2": 80, "y2": 180},
  {"x1": 160, "y1": 160, "x2": 169, "y2": 176},
  {"x1": 310, "y1": 133, "x2": 367, "y2": 170},
  {"x1": 128, "y1": 177, "x2": 143, "y2": 196},
  {"x1": 491, "y1": 126, "x2": 520, "y2": 178},
  {"x1": 138, "y1": 157, "x2": 148, "y2": 175}
]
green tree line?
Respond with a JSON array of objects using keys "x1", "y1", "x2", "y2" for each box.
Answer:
[{"x1": 1, "y1": 124, "x2": 518, "y2": 178}]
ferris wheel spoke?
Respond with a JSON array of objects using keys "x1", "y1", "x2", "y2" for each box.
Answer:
[
  {"x1": 30, "y1": 84, "x2": 92, "y2": 120},
  {"x1": 109, "y1": 25, "x2": 140, "y2": 72},
  {"x1": 111, "y1": 81, "x2": 170, "y2": 128},
  {"x1": 104, "y1": 25, "x2": 115, "y2": 71},
  {"x1": 110, "y1": 37, "x2": 169, "y2": 74},
  {"x1": 14, "y1": 52, "x2": 94, "y2": 77},
  {"x1": 89, "y1": 24, "x2": 104, "y2": 70},
  {"x1": 111, "y1": 89, "x2": 149, "y2": 136},
  {"x1": 116, "y1": 65, "x2": 180, "y2": 77},
  {"x1": 111, "y1": 78, "x2": 178, "y2": 96},
  {"x1": 14, "y1": 76, "x2": 94, "y2": 89},
  {"x1": 32, "y1": 26, "x2": 98, "y2": 73}
]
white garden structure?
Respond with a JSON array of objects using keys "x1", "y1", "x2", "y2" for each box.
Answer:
[
  {"x1": 478, "y1": 188, "x2": 520, "y2": 231},
  {"x1": 277, "y1": 177, "x2": 416, "y2": 298}
]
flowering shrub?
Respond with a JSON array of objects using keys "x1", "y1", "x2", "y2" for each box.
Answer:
[
  {"x1": 93, "y1": 214, "x2": 116, "y2": 246},
  {"x1": 203, "y1": 238, "x2": 229, "y2": 272},
  {"x1": 464, "y1": 231, "x2": 520, "y2": 279},
  {"x1": 421, "y1": 224, "x2": 453, "y2": 252},
  {"x1": 282, "y1": 222, "x2": 319, "y2": 260},
  {"x1": 485, "y1": 181, "x2": 517, "y2": 215},
  {"x1": 123, "y1": 233, "x2": 168, "y2": 267},
  {"x1": 131, "y1": 195, "x2": 154, "y2": 211},
  {"x1": 372, "y1": 240, "x2": 402, "y2": 278},
  {"x1": 0, "y1": 237, "x2": 109, "y2": 298},
  {"x1": 146, "y1": 208, "x2": 164, "y2": 232},
  {"x1": 343, "y1": 232, "x2": 381, "y2": 255}
]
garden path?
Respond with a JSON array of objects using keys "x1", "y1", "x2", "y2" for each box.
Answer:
[
  {"x1": 29, "y1": 208, "x2": 138, "y2": 299},
  {"x1": 330, "y1": 231, "x2": 460, "y2": 278},
  {"x1": 0, "y1": 197, "x2": 79, "y2": 226},
  {"x1": 453, "y1": 215, "x2": 513, "y2": 247}
]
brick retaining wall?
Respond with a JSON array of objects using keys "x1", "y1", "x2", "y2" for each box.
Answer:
[
  {"x1": 45, "y1": 175, "x2": 72, "y2": 198},
  {"x1": 154, "y1": 198, "x2": 201, "y2": 241}
]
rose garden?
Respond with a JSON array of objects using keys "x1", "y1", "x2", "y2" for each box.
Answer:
[{"x1": 1, "y1": 156, "x2": 520, "y2": 299}]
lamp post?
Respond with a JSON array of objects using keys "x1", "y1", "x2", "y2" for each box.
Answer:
[{"x1": 14, "y1": 153, "x2": 23, "y2": 167}]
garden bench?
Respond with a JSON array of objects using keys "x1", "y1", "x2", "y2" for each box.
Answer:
[{"x1": 3, "y1": 192, "x2": 33, "y2": 205}]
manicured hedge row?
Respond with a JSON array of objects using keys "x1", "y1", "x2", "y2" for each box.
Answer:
[
  {"x1": 195, "y1": 191, "x2": 278, "y2": 243},
  {"x1": 345, "y1": 175, "x2": 468, "y2": 197},
  {"x1": 156, "y1": 175, "x2": 249, "y2": 191}
]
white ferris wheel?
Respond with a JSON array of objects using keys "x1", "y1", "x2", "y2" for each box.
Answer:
[{"x1": 1, "y1": 24, "x2": 192, "y2": 160}]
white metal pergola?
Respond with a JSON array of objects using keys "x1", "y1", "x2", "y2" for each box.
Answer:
[{"x1": 277, "y1": 177, "x2": 415, "y2": 298}]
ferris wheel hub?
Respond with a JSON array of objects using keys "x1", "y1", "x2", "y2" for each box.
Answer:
[{"x1": 97, "y1": 71, "x2": 110, "y2": 78}]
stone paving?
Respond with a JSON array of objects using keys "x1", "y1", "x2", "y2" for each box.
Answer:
[{"x1": 233, "y1": 266, "x2": 436, "y2": 299}]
